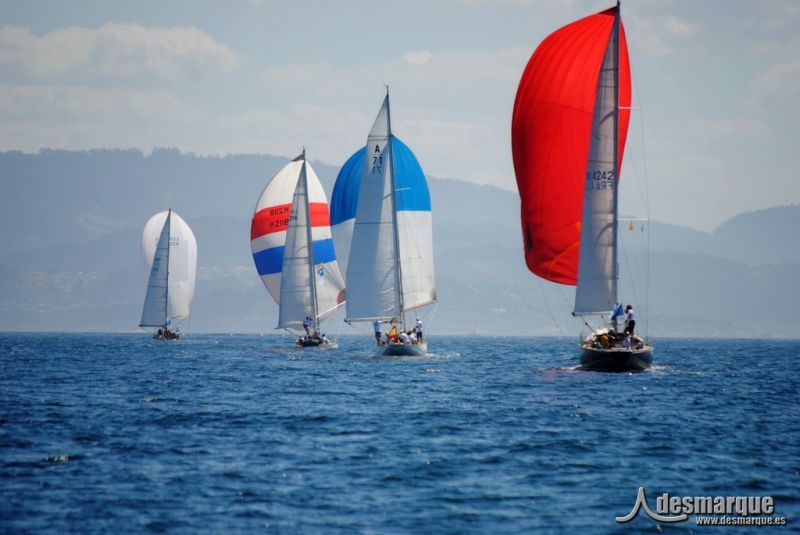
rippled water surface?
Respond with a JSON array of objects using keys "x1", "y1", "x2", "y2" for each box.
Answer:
[{"x1": 1, "y1": 333, "x2": 798, "y2": 533}]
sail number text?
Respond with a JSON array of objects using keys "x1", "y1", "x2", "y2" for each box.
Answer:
[{"x1": 586, "y1": 169, "x2": 616, "y2": 191}]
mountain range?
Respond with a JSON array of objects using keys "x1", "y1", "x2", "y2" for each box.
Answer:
[{"x1": 1, "y1": 148, "x2": 797, "y2": 338}]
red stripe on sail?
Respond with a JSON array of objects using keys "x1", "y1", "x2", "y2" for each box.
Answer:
[
  {"x1": 512, "y1": 6, "x2": 631, "y2": 285},
  {"x1": 251, "y1": 202, "x2": 331, "y2": 240},
  {"x1": 308, "y1": 202, "x2": 331, "y2": 228},
  {"x1": 251, "y1": 203, "x2": 292, "y2": 240}
]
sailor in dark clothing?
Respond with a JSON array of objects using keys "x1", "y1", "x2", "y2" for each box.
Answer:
[{"x1": 624, "y1": 305, "x2": 636, "y2": 335}]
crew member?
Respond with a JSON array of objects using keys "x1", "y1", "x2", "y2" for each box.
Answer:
[{"x1": 624, "y1": 305, "x2": 636, "y2": 335}]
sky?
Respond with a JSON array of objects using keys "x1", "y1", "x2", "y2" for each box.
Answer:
[{"x1": 1, "y1": 0, "x2": 798, "y2": 231}]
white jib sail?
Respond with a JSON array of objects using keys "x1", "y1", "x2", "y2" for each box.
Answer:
[
  {"x1": 140, "y1": 211, "x2": 171, "y2": 327},
  {"x1": 345, "y1": 95, "x2": 401, "y2": 321},
  {"x1": 574, "y1": 14, "x2": 619, "y2": 316},
  {"x1": 278, "y1": 159, "x2": 316, "y2": 330},
  {"x1": 141, "y1": 210, "x2": 198, "y2": 326}
]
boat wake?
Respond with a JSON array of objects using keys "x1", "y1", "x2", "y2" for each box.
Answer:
[{"x1": 540, "y1": 364, "x2": 584, "y2": 373}]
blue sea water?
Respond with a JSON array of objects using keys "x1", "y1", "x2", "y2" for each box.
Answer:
[{"x1": 1, "y1": 333, "x2": 798, "y2": 533}]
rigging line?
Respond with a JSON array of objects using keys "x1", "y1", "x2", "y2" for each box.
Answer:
[
  {"x1": 538, "y1": 278, "x2": 566, "y2": 339},
  {"x1": 619, "y1": 225, "x2": 642, "y2": 322},
  {"x1": 583, "y1": 319, "x2": 595, "y2": 333},
  {"x1": 625, "y1": 144, "x2": 649, "y2": 216},
  {"x1": 632, "y1": 61, "x2": 652, "y2": 338},
  {"x1": 623, "y1": 41, "x2": 652, "y2": 338},
  {"x1": 553, "y1": 280, "x2": 572, "y2": 311},
  {"x1": 628, "y1": 35, "x2": 651, "y2": 218},
  {"x1": 634, "y1": 84, "x2": 651, "y2": 216},
  {"x1": 426, "y1": 301, "x2": 439, "y2": 332}
]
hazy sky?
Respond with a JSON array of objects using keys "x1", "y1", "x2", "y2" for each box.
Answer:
[{"x1": 1, "y1": 0, "x2": 798, "y2": 230}]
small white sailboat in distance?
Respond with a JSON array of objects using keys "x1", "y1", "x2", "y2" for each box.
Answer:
[
  {"x1": 250, "y1": 151, "x2": 346, "y2": 347},
  {"x1": 332, "y1": 90, "x2": 436, "y2": 356},
  {"x1": 140, "y1": 209, "x2": 197, "y2": 340}
]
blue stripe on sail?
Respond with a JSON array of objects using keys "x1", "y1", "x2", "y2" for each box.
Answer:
[
  {"x1": 312, "y1": 239, "x2": 336, "y2": 265},
  {"x1": 331, "y1": 149, "x2": 363, "y2": 225},
  {"x1": 252, "y1": 239, "x2": 337, "y2": 276},
  {"x1": 253, "y1": 246, "x2": 284, "y2": 276},
  {"x1": 392, "y1": 137, "x2": 431, "y2": 212},
  {"x1": 331, "y1": 136, "x2": 430, "y2": 226}
]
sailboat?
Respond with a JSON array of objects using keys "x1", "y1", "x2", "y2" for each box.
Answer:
[
  {"x1": 512, "y1": 3, "x2": 653, "y2": 371},
  {"x1": 331, "y1": 91, "x2": 436, "y2": 356},
  {"x1": 140, "y1": 209, "x2": 197, "y2": 340},
  {"x1": 250, "y1": 151, "x2": 346, "y2": 347}
]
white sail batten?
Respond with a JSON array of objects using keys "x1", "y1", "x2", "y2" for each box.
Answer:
[
  {"x1": 574, "y1": 15, "x2": 619, "y2": 316},
  {"x1": 346, "y1": 96, "x2": 402, "y2": 322},
  {"x1": 140, "y1": 210, "x2": 198, "y2": 327}
]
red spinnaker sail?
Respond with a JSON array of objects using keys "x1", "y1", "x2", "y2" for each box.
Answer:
[{"x1": 512, "y1": 7, "x2": 631, "y2": 285}]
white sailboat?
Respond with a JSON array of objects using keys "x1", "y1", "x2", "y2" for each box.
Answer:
[
  {"x1": 250, "y1": 151, "x2": 346, "y2": 347},
  {"x1": 140, "y1": 209, "x2": 197, "y2": 340},
  {"x1": 512, "y1": 3, "x2": 653, "y2": 370},
  {"x1": 332, "y1": 91, "x2": 436, "y2": 356}
]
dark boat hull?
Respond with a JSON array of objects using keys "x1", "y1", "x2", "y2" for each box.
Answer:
[
  {"x1": 580, "y1": 346, "x2": 652, "y2": 372},
  {"x1": 378, "y1": 341, "x2": 427, "y2": 357},
  {"x1": 153, "y1": 332, "x2": 179, "y2": 340},
  {"x1": 296, "y1": 338, "x2": 337, "y2": 348}
]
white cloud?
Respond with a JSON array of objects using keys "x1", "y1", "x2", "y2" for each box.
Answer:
[
  {"x1": 663, "y1": 16, "x2": 694, "y2": 36},
  {"x1": 624, "y1": 11, "x2": 695, "y2": 56},
  {"x1": 0, "y1": 84, "x2": 202, "y2": 122},
  {"x1": 401, "y1": 50, "x2": 434, "y2": 65},
  {"x1": 256, "y1": 46, "x2": 530, "y2": 187},
  {"x1": 0, "y1": 84, "x2": 205, "y2": 151},
  {"x1": 448, "y1": 0, "x2": 575, "y2": 6},
  {"x1": 691, "y1": 117, "x2": 772, "y2": 139},
  {"x1": 1, "y1": 1, "x2": 797, "y2": 233},
  {"x1": 0, "y1": 23, "x2": 241, "y2": 81},
  {"x1": 756, "y1": 61, "x2": 800, "y2": 98},
  {"x1": 260, "y1": 62, "x2": 363, "y2": 102}
]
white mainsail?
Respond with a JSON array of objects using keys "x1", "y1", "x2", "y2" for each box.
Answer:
[
  {"x1": 345, "y1": 96, "x2": 401, "y2": 321},
  {"x1": 140, "y1": 211, "x2": 171, "y2": 327},
  {"x1": 140, "y1": 210, "x2": 198, "y2": 327},
  {"x1": 278, "y1": 156, "x2": 346, "y2": 329},
  {"x1": 344, "y1": 94, "x2": 436, "y2": 323},
  {"x1": 574, "y1": 12, "x2": 619, "y2": 316}
]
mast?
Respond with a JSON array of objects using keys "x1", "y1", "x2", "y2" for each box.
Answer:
[
  {"x1": 385, "y1": 87, "x2": 405, "y2": 324},
  {"x1": 301, "y1": 151, "x2": 321, "y2": 333},
  {"x1": 611, "y1": 1, "x2": 621, "y2": 306}
]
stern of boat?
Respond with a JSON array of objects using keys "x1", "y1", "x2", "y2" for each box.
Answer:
[{"x1": 378, "y1": 341, "x2": 427, "y2": 357}]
